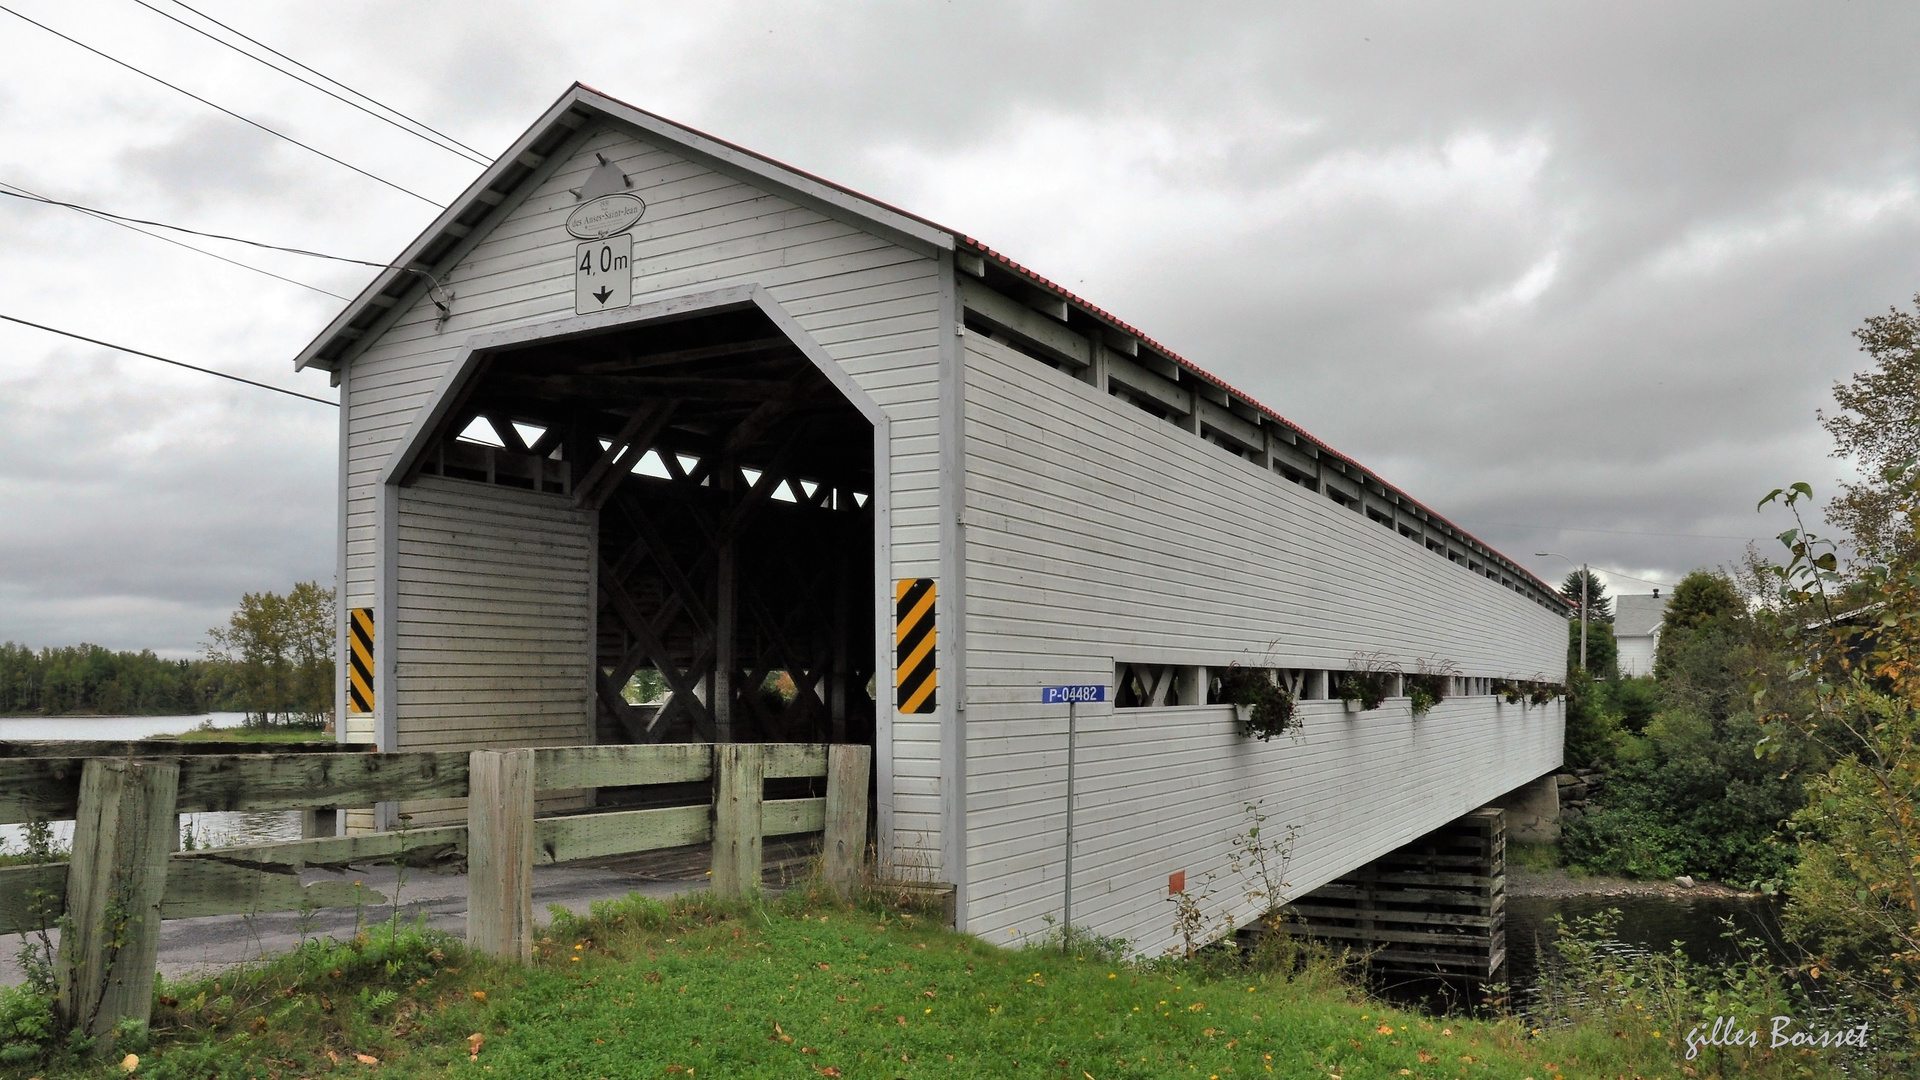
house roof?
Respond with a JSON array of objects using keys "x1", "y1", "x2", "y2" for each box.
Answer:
[
  {"x1": 292, "y1": 83, "x2": 1569, "y2": 613},
  {"x1": 1615, "y1": 593, "x2": 1669, "y2": 637}
]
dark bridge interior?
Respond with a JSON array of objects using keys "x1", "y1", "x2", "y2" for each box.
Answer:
[{"x1": 401, "y1": 304, "x2": 877, "y2": 747}]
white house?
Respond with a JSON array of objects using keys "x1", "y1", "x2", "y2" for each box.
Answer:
[
  {"x1": 295, "y1": 84, "x2": 1569, "y2": 955},
  {"x1": 1614, "y1": 592, "x2": 1668, "y2": 677}
]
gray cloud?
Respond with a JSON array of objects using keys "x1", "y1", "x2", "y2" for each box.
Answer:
[
  {"x1": 117, "y1": 117, "x2": 294, "y2": 211},
  {"x1": 0, "y1": 339, "x2": 333, "y2": 655}
]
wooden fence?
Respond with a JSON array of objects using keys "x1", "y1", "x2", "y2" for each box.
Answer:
[{"x1": 0, "y1": 741, "x2": 870, "y2": 1048}]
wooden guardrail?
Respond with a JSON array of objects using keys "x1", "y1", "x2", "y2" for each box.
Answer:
[{"x1": 0, "y1": 741, "x2": 870, "y2": 1051}]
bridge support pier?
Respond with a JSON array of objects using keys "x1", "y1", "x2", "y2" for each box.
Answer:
[{"x1": 1279, "y1": 808, "x2": 1506, "y2": 980}]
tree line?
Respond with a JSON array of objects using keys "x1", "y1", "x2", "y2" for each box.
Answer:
[{"x1": 0, "y1": 581, "x2": 336, "y2": 726}]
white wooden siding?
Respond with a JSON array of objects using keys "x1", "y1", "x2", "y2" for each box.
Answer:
[
  {"x1": 988, "y1": 697, "x2": 1561, "y2": 957},
  {"x1": 959, "y1": 333, "x2": 1566, "y2": 950},
  {"x1": 1617, "y1": 635, "x2": 1657, "y2": 677},
  {"x1": 393, "y1": 477, "x2": 592, "y2": 750},
  {"x1": 340, "y1": 124, "x2": 944, "y2": 860}
]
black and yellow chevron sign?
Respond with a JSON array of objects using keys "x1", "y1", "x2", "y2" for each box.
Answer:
[
  {"x1": 894, "y1": 578, "x2": 936, "y2": 714},
  {"x1": 348, "y1": 607, "x2": 374, "y2": 714}
]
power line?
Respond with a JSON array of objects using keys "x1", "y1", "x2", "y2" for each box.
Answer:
[
  {"x1": 0, "y1": 187, "x2": 393, "y2": 268},
  {"x1": 1590, "y1": 568, "x2": 1679, "y2": 589},
  {"x1": 0, "y1": 4, "x2": 444, "y2": 207},
  {"x1": 0, "y1": 186, "x2": 453, "y2": 316},
  {"x1": 164, "y1": 0, "x2": 490, "y2": 161},
  {"x1": 0, "y1": 181, "x2": 349, "y2": 300},
  {"x1": 0, "y1": 313, "x2": 336, "y2": 406},
  {"x1": 131, "y1": 0, "x2": 490, "y2": 165}
]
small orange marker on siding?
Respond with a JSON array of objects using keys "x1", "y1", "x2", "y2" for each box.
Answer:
[{"x1": 1169, "y1": 870, "x2": 1186, "y2": 894}]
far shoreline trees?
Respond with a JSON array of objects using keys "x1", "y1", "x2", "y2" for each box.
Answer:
[
  {"x1": 203, "y1": 581, "x2": 334, "y2": 727},
  {"x1": 0, "y1": 582, "x2": 336, "y2": 725}
]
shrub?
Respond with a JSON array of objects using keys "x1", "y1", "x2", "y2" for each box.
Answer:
[
  {"x1": 0, "y1": 983, "x2": 54, "y2": 1067},
  {"x1": 1532, "y1": 909, "x2": 1819, "y2": 1078}
]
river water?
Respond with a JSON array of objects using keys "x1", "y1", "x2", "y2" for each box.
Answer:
[
  {"x1": 0, "y1": 713, "x2": 306, "y2": 853},
  {"x1": 1506, "y1": 890, "x2": 1789, "y2": 1010},
  {"x1": 1370, "y1": 885, "x2": 1790, "y2": 1018}
]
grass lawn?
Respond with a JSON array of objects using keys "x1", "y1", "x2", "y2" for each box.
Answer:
[
  {"x1": 0, "y1": 882, "x2": 1761, "y2": 1080},
  {"x1": 1504, "y1": 842, "x2": 1563, "y2": 874}
]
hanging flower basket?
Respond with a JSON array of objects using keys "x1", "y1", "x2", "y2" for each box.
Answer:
[
  {"x1": 1334, "y1": 653, "x2": 1396, "y2": 713},
  {"x1": 1405, "y1": 657, "x2": 1460, "y2": 719},
  {"x1": 1217, "y1": 664, "x2": 1299, "y2": 741}
]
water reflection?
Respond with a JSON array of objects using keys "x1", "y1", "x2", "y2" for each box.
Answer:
[
  {"x1": 0, "y1": 712, "x2": 311, "y2": 855},
  {"x1": 0, "y1": 712, "x2": 255, "y2": 742},
  {"x1": 1506, "y1": 891, "x2": 1791, "y2": 1012},
  {"x1": 1370, "y1": 889, "x2": 1791, "y2": 1018},
  {"x1": 0, "y1": 808, "x2": 304, "y2": 856}
]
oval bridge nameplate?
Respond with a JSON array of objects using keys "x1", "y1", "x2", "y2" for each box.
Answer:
[{"x1": 566, "y1": 193, "x2": 646, "y2": 240}]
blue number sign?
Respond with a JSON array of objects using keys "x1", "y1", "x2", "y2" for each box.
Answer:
[{"x1": 1040, "y1": 684, "x2": 1107, "y2": 705}]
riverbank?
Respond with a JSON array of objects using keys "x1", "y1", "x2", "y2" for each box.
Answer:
[
  {"x1": 0, "y1": 712, "x2": 253, "y2": 742},
  {"x1": 1509, "y1": 865, "x2": 1764, "y2": 901},
  {"x1": 165, "y1": 725, "x2": 331, "y2": 743}
]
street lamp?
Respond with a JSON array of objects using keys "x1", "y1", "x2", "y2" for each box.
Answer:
[{"x1": 1537, "y1": 552, "x2": 1587, "y2": 673}]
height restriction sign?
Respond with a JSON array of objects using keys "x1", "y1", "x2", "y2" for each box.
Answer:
[{"x1": 574, "y1": 233, "x2": 632, "y2": 314}]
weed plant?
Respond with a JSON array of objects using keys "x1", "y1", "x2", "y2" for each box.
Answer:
[{"x1": 1527, "y1": 909, "x2": 1857, "y2": 1078}]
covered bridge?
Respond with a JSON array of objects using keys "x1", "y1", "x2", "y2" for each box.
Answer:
[{"x1": 295, "y1": 84, "x2": 1568, "y2": 955}]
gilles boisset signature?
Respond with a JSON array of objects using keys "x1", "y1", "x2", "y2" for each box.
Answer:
[{"x1": 1684, "y1": 1016, "x2": 1870, "y2": 1059}]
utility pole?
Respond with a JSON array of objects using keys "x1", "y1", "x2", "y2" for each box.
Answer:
[{"x1": 1579, "y1": 562, "x2": 1588, "y2": 671}]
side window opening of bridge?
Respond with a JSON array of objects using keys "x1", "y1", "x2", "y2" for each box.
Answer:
[{"x1": 1114, "y1": 662, "x2": 1509, "y2": 709}]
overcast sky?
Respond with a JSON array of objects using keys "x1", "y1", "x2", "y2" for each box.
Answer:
[{"x1": 0, "y1": 1, "x2": 1911, "y2": 656}]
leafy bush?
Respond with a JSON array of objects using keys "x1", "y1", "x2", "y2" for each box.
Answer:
[
  {"x1": 1608, "y1": 674, "x2": 1661, "y2": 733},
  {"x1": 1562, "y1": 704, "x2": 1809, "y2": 886},
  {"x1": 0, "y1": 983, "x2": 54, "y2": 1067},
  {"x1": 1754, "y1": 472, "x2": 1920, "y2": 1061},
  {"x1": 1567, "y1": 616, "x2": 1618, "y2": 678},
  {"x1": 1531, "y1": 910, "x2": 1824, "y2": 1078},
  {"x1": 1562, "y1": 669, "x2": 1623, "y2": 767}
]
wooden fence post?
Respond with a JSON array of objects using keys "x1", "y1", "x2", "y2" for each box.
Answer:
[
  {"x1": 711, "y1": 743, "x2": 764, "y2": 898},
  {"x1": 58, "y1": 758, "x2": 178, "y2": 1052},
  {"x1": 824, "y1": 744, "x2": 872, "y2": 900},
  {"x1": 467, "y1": 749, "x2": 533, "y2": 963}
]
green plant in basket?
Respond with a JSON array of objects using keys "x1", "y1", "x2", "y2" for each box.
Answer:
[
  {"x1": 1335, "y1": 652, "x2": 1397, "y2": 711},
  {"x1": 1217, "y1": 664, "x2": 1299, "y2": 741},
  {"x1": 1406, "y1": 657, "x2": 1460, "y2": 718}
]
